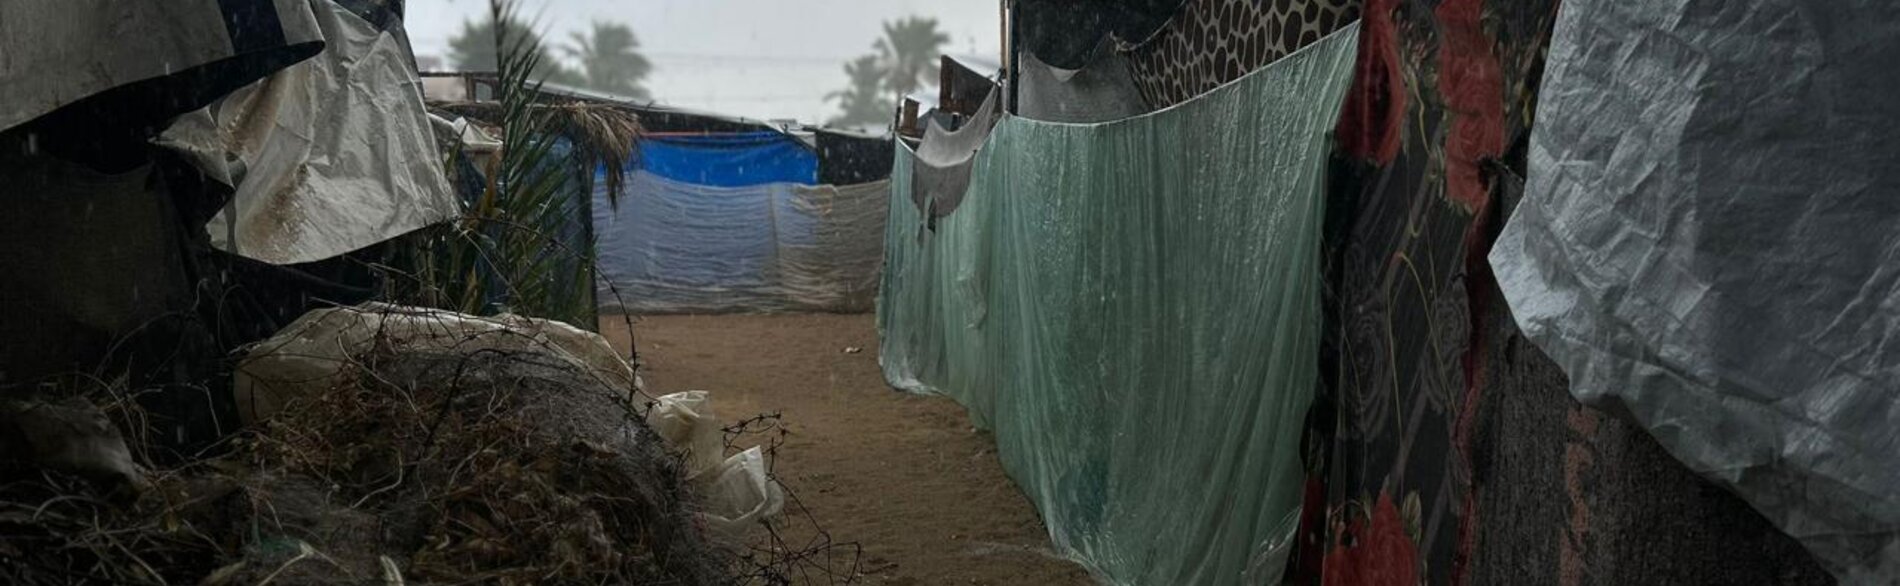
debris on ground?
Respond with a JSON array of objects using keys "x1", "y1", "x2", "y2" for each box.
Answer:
[
  {"x1": 0, "y1": 304, "x2": 731, "y2": 585},
  {"x1": 647, "y1": 390, "x2": 785, "y2": 542}
]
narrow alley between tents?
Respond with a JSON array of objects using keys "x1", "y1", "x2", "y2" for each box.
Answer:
[{"x1": 0, "y1": 0, "x2": 1893, "y2": 585}]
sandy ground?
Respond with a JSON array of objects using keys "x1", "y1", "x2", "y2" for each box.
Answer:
[{"x1": 599, "y1": 313, "x2": 1091, "y2": 586}]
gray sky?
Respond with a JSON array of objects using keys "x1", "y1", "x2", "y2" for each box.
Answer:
[{"x1": 405, "y1": 0, "x2": 1003, "y2": 124}]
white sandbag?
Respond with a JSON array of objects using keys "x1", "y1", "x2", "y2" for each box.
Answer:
[
  {"x1": 694, "y1": 447, "x2": 785, "y2": 540},
  {"x1": 644, "y1": 391, "x2": 785, "y2": 538},
  {"x1": 644, "y1": 391, "x2": 726, "y2": 479}
]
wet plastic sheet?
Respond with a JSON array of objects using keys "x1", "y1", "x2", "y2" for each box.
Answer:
[
  {"x1": 877, "y1": 25, "x2": 1358, "y2": 585},
  {"x1": 910, "y1": 89, "x2": 1002, "y2": 217},
  {"x1": 1017, "y1": 51, "x2": 1151, "y2": 124},
  {"x1": 1490, "y1": 2, "x2": 1900, "y2": 580},
  {"x1": 637, "y1": 132, "x2": 817, "y2": 187},
  {"x1": 594, "y1": 172, "x2": 889, "y2": 314},
  {"x1": 0, "y1": 0, "x2": 322, "y2": 133},
  {"x1": 160, "y1": 0, "x2": 457, "y2": 264}
]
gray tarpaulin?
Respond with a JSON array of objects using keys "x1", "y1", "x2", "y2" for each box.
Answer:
[
  {"x1": 1017, "y1": 51, "x2": 1151, "y2": 124},
  {"x1": 1490, "y1": 1, "x2": 1900, "y2": 581},
  {"x1": 0, "y1": 0, "x2": 323, "y2": 132},
  {"x1": 910, "y1": 89, "x2": 1001, "y2": 217},
  {"x1": 160, "y1": 0, "x2": 457, "y2": 264}
]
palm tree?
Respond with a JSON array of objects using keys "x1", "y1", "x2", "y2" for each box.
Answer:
[
  {"x1": 567, "y1": 22, "x2": 653, "y2": 100},
  {"x1": 827, "y1": 55, "x2": 891, "y2": 127},
  {"x1": 447, "y1": 16, "x2": 583, "y2": 86},
  {"x1": 826, "y1": 16, "x2": 950, "y2": 127},
  {"x1": 874, "y1": 17, "x2": 950, "y2": 98}
]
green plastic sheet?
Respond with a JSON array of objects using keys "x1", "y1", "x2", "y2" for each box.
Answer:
[{"x1": 876, "y1": 25, "x2": 1358, "y2": 586}]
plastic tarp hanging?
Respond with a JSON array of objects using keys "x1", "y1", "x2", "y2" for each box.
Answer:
[
  {"x1": 910, "y1": 90, "x2": 1002, "y2": 217},
  {"x1": 1017, "y1": 51, "x2": 1152, "y2": 124},
  {"x1": 594, "y1": 172, "x2": 889, "y2": 314},
  {"x1": 877, "y1": 25, "x2": 1358, "y2": 585},
  {"x1": 158, "y1": 0, "x2": 458, "y2": 265},
  {"x1": 1490, "y1": 2, "x2": 1900, "y2": 581},
  {"x1": 636, "y1": 131, "x2": 818, "y2": 187},
  {"x1": 0, "y1": 0, "x2": 323, "y2": 133}
]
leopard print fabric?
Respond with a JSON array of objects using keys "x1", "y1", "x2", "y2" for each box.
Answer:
[{"x1": 1123, "y1": 0, "x2": 1363, "y2": 108}]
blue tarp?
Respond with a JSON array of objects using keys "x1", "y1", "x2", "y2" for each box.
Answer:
[{"x1": 636, "y1": 131, "x2": 818, "y2": 187}]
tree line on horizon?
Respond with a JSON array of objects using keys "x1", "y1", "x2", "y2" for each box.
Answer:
[{"x1": 449, "y1": 17, "x2": 654, "y2": 101}]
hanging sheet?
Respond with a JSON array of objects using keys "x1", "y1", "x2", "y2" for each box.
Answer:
[
  {"x1": 160, "y1": 0, "x2": 457, "y2": 265},
  {"x1": 877, "y1": 25, "x2": 1358, "y2": 585},
  {"x1": 1491, "y1": 1, "x2": 1900, "y2": 581},
  {"x1": 594, "y1": 172, "x2": 888, "y2": 314},
  {"x1": 910, "y1": 89, "x2": 1001, "y2": 217}
]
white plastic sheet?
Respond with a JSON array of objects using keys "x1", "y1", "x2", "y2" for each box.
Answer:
[
  {"x1": 160, "y1": 0, "x2": 457, "y2": 264},
  {"x1": 1491, "y1": 1, "x2": 1900, "y2": 580}
]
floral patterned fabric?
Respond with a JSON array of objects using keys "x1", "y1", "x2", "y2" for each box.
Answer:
[{"x1": 1311, "y1": 0, "x2": 1556, "y2": 583}]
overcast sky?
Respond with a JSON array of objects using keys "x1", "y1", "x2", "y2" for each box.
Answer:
[{"x1": 404, "y1": 0, "x2": 1003, "y2": 124}]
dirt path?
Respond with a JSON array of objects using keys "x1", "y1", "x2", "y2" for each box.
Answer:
[{"x1": 599, "y1": 314, "x2": 1091, "y2": 586}]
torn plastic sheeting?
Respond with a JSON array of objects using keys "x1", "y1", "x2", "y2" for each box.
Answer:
[
  {"x1": 159, "y1": 0, "x2": 458, "y2": 265},
  {"x1": 877, "y1": 25, "x2": 1358, "y2": 585},
  {"x1": 594, "y1": 171, "x2": 889, "y2": 314},
  {"x1": 1490, "y1": 1, "x2": 1900, "y2": 581}
]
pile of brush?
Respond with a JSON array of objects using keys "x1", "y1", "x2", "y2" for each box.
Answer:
[{"x1": 0, "y1": 316, "x2": 730, "y2": 585}]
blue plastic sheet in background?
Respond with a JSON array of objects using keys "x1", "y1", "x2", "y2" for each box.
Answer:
[{"x1": 637, "y1": 131, "x2": 818, "y2": 187}]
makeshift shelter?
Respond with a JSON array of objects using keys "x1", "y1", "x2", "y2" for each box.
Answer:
[
  {"x1": 875, "y1": 0, "x2": 1846, "y2": 584},
  {"x1": 0, "y1": 2, "x2": 734, "y2": 583},
  {"x1": 594, "y1": 128, "x2": 892, "y2": 314},
  {"x1": 878, "y1": 25, "x2": 1359, "y2": 585},
  {"x1": 159, "y1": 0, "x2": 457, "y2": 265},
  {"x1": 0, "y1": 0, "x2": 429, "y2": 446}
]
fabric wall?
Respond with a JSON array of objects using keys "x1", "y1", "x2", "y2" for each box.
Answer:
[
  {"x1": 594, "y1": 171, "x2": 889, "y2": 314},
  {"x1": 1013, "y1": 0, "x2": 1187, "y2": 69},
  {"x1": 877, "y1": 26, "x2": 1358, "y2": 586},
  {"x1": 1311, "y1": 0, "x2": 1834, "y2": 584},
  {"x1": 1121, "y1": 0, "x2": 1362, "y2": 110},
  {"x1": 1491, "y1": 1, "x2": 1900, "y2": 581}
]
